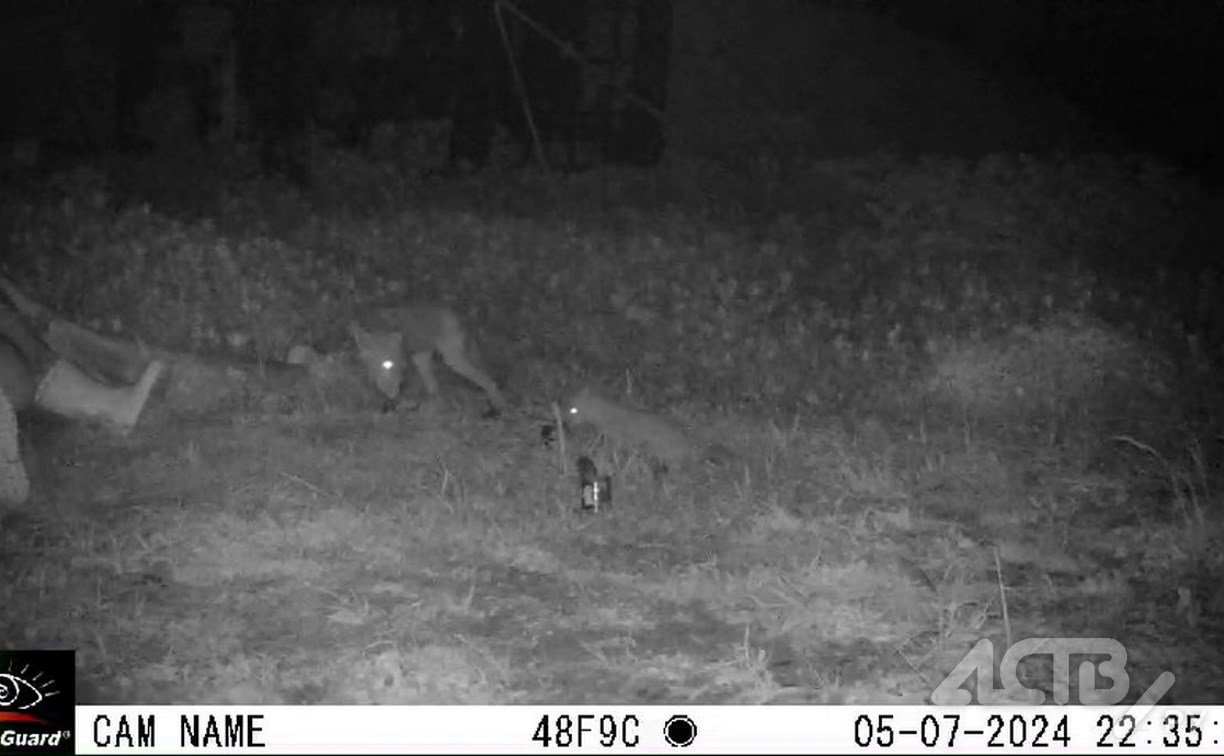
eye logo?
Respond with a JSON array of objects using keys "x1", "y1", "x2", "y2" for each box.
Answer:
[{"x1": 0, "y1": 664, "x2": 59, "y2": 725}]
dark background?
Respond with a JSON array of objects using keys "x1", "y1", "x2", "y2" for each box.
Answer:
[{"x1": 0, "y1": 0, "x2": 1220, "y2": 183}]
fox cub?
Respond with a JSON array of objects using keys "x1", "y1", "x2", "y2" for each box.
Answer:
[
  {"x1": 350, "y1": 304, "x2": 506, "y2": 412},
  {"x1": 565, "y1": 386, "x2": 733, "y2": 474}
]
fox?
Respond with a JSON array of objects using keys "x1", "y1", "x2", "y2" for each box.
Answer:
[
  {"x1": 349, "y1": 304, "x2": 506, "y2": 412},
  {"x1": 564, "y1": 386, "x2": 734, "y2": 475}
]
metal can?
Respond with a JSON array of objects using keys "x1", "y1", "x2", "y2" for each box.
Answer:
[{"x1": 576, "y1": 455, "x2": 612, "y2": 512}]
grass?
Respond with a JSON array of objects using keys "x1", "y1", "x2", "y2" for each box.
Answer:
[{"x1": 1, "y1": 150, "x2": 1222, "y2": 706}]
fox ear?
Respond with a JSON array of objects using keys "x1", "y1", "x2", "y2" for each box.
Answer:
[{"x1": 348, "y1": 321, "x2": 364, "y2": 341}]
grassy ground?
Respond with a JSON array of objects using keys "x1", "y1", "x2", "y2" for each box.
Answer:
[{"x1": 1, "y1": 156, "x2": 1222, "y2": 705}]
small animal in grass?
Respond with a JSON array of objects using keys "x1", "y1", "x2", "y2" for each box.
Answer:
[
  {"x1": 564, "y1": 386, "x2": 734, "y2": 476},
  {"x1": 350, "y1": 304, "x2": 506, "y2": 414}
]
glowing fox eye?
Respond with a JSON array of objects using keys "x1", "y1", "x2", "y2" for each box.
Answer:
[
  {"x1": 568, "y1": 407, "x2": 578, "y2": 415},
  {"x1": 381, "y1": 360, "x2": 395, "y2": 370},
  {"x1": 0, "y1": 673, "x2": 45, "y2": 709}
]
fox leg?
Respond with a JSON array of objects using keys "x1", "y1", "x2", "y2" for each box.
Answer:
[
  {"x1": 410, "y1": 351, "x2": 441, "y2": 397},
  {"x1": 437, "y1": 344, "x2": 505, "y2": 409}
]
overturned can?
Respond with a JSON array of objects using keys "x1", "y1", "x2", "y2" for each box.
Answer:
[{"x1": 576, "y1": 455, "x2": 612, "y2": 513}]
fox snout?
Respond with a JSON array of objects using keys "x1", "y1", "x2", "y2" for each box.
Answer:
[{"x1": 373, "y1": 360, "x2": 403, "y2": 399}]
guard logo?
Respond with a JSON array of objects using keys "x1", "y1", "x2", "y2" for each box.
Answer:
[{"x1": 0, "y1": 650, "x2": 73, "y2": 755}]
